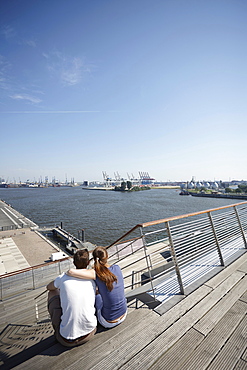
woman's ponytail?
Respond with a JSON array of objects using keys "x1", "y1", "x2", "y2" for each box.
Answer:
[{"x1": 93, "y1": 247, "x2": 117, "y2": 291}]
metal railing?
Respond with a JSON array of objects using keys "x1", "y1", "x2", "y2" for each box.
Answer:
[
  {"x1": 0, "y1": 257, "x2": 74, "y2": 301},
  {"x1": 106, "y1": 201, "x2": 247, "y2": 301},
  {"x1": 1, "y1": 201, "x2": 247, "y2": 305},
  {"x1": 1, "y1": 225, "x2": 19, "y2": 232}
]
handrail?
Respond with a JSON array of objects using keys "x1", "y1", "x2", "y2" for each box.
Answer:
[
  {"x1": 141, "y1": 201, "x2": 247, "y2": 227},
  {"x1": 107, "y1": 225, "x2": 141, "y2": 249},
  {"x1": 107, "y1": 201, "x2": 247, "y2": 248},
  {"x1": 106, "y1": 201, "x2": 247, "y2": 303},
  {"x1": 0, "y1": 256, "x2": 72, "y2": 279}
]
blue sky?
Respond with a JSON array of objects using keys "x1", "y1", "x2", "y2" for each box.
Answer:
[{"x1": 0, "y1": 0, "x2": 246, "y2": 183}]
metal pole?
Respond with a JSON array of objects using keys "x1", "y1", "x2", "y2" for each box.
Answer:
[
  {"x1": 0, "y1": 278, "x2": 2, "y2": 301},
  {"x1": 131, "y1": 271, "x2": 135, "y2": 290},
  {"x1": 234, "y1": 206, "x2": 247, "y2": 248},
  {"x1": 81, "y1": 229, "x2": 85, "y2": 242},
  {"x1": 116, "y1": 245, "x2": 120, "y2": 260},
  {"x1": 166, "y1": 221, "x2": 185, "y2": 295},
  {"x1": 208, "y1": 212, "x2": 225, "y2": 266},
  {"x1": 140, "y1": 227, "x2": 156, "y2": 300},
  {"x1": 32, "y1": 268, "x2": 36, "y2": 290}
]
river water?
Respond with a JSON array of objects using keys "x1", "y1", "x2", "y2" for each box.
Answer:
[{"x1": 0, "y1": 187, "x2": 239, "y2": 246}]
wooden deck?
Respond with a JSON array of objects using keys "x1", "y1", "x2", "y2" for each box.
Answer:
[{"x1": 0, "y1": 252, "x2": 246, "y2": 370}]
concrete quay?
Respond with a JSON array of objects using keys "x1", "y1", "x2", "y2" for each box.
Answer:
[
  {"x1": 0, "y1": 199, "x2": 37, "y2": 230},
  {"x1": 0, "y1": 200, "x2": 66, "y2": 274}
]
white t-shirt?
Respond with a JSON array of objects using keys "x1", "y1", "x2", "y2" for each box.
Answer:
[{"x1": 54, "y1": 272, "x2": 97, "y2": 339}]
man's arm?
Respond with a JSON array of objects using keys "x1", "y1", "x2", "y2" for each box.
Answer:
[
  {"x1": 46, "y1": 281, "x2": 57, "y2": 291},
  {"x1": 67, "y1": 268, "x2": 96, "y2": 280}
]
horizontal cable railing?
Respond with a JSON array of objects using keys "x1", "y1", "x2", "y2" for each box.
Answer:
[
  {"x1": 107, "y1": 201, "x2": 247, "y2": 300},
  {"x1": 1, "y1": 225, "x2": 19, "y2": 232},
  {"x1": 0, "y1": 258, "x2": 74, "y2": 301}
]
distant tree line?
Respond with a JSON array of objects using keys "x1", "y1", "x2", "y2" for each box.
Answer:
[
  {"x1": 114, "y1": 181, "x2": 151, "y2": 192},
  {"x1": 225, "y1": 185, "x2": 247, "y2": 194}
]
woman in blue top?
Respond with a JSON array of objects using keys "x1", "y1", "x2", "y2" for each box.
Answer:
[{"x1": 68, "y1": 246, "x2": 127, "y2": 328}]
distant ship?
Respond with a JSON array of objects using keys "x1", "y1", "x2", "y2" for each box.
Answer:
[{"x1": 179, "y1": 190, "x2": 190, "y2": 195}]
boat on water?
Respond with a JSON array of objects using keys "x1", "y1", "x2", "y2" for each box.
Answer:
[
  {"x1": 81, "y1": 186, "x2": 114, "y2": 190},
  {"x1": 179, "y1": 190, "x2": 190, "y2": 195}
]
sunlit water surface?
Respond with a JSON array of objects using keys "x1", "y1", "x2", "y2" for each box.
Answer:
[{"x1": 0, "y1": 187, "x2": 239, "y2": 246}]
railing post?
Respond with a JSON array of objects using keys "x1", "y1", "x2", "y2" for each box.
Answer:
[
  {"x1": 140, "y1": 227, "x2": 156, "y2": 300},
  {"x1": 116, "y1": 245, "x2": 120, "y2": 260},
  {"x1": 234, "y1": 206, "x2": 247, "y2": 248},
  {"x1": 131, "y1": 242, "x2": 134, "y2": 254},
  {"x1": 166, "y1": 221, "x2": 185, "y2": 295},
  {"x1": 0, "y1": 278, "x2": 2, "y2": 301},
  {"x1": 208, "y1": 212, "x2": 225, "y2": 266},
  {"x1": 32, "y1": 268, "x2": 36, "y2": 290},
  {"x1": 131, "y1": 271, "x2": 135, "y2": 290}
]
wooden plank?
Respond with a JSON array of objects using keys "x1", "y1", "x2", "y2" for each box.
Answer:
[
  {"x1": 0, "y1": 234, "x2": 245, "y2": 369},
  {"x1": 184, "y1": 266, "x2": 222, "y2": 295},
  {"x1": 155, "y1": 284, "x2": 211, "y2": 323},
  {"x1": 206, "y1": 315, "x2": 247, "y2": 370},
  {"x1": 238, "y1": 259, "x2": 247, "y2": 274},
  {"x1": 241, "y1": 348, "x2": 247, "y2": 361},
  {"x1": 62, "y1": 310, "x2": 158, "y2": 370},
  {"x1": 1, "y1": 296, "x2": 38, "y2": 325},
  {"x1": 178, "y1": 300, "x2": 246, "y2": 370},
  {"x1": 13, "y1": 307, "x2": 156, "y2": 370},
  {"x1": 233, "y1": 359, "x2": 247, "y2": 370},
  {"x1": 0, "y1": 321, "x2": 54, "y2": 369},
  {"x1": 240, "y1": 291, "x2": 247, "y2": 304},
  {"x1": 118, "y1": 272, "x2": 246, "y2": 370},
  {"x1": 194, "y1": 275, "x2": 247, "y2": 335},
  {"x1": 155, "y1": 294, "x2": 184, "y2": 315},
  {"x1": 149, "y1": 328, "x2": 204, "y2": 369},
  {"x1": 204, "y1": 252, "x2": 246, "y2": 290},
  {"x1": 87, "y1": 285, "x2": 212, "y2": 370}
]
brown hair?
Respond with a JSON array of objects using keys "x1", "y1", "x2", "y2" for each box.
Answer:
[
  {"x1": 93, "y1": 246, "x2": 117, "y2": 291},
  {"x1": 73, "y1": 249, "x2": 89, "y2": 269}
]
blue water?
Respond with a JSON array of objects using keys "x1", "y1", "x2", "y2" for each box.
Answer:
[{"x1": 0, "y1": 187, "x2": 239, "y2": 246}]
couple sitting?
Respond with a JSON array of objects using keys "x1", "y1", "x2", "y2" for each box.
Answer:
[{"x1": 47, "y1": 246, "x2": 127, "y2": 347}]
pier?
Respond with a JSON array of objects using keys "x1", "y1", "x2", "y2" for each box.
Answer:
[
  {"x1": 0, "y1": 201, "x2": 246, "y2": 369},
  {"x1": 181, "y1": 191, "x2": 247, "y2": 200},
  {"x1": 52, "y1": 226, "x2": 95, "y2": 253}
]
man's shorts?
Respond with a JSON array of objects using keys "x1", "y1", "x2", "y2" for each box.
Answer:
[{"x1": 48, "y1": 294, "x2": 96, "y2": 347}]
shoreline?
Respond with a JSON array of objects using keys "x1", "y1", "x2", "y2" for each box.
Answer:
[
  {"x1": 188, "y1": 192, "x2": 247, "y2": 200},
  {"x1": 81, "y1": 185, "x2": 180, "y2": 191}
]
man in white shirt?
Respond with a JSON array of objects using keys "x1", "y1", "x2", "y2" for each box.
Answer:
[{"x1": 47, "y1": 249, "x2": 97, "y2": 347}]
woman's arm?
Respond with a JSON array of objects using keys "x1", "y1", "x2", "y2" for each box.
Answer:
[{"x1": 67, "y1": 268, "x2": 96, "y2": 280}]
